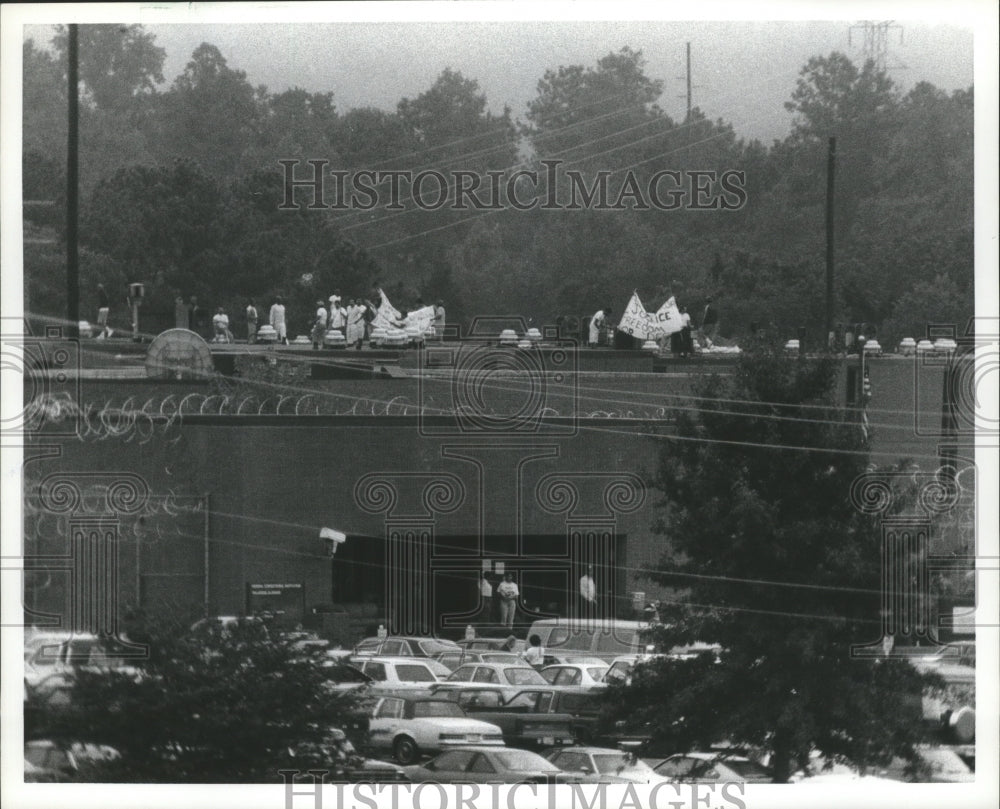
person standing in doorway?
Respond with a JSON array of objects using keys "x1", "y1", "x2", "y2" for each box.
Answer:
[
  {"x1": 497, "y1": 572, "x2": 519, "y2": 630},
  {"x1": 579, "y1": 566, "x2": 597, "y2": 621},
  {"x1": 478, "y1": 573, "x2": 493, "y2": 624}
]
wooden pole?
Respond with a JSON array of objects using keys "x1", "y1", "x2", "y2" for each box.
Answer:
[{"x1": 66, "y1": 24, "x2": 80, "y2": 339}]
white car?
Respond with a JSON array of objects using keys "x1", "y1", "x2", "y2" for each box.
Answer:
[
  {"x1": 546, "y1": 746, "x2": 670, "y2": 784},
  {"x1": 24, "y1": 633, "x2": 143, "y2": 707},
  {"x1": 353, "y1": 636, "x2": 460, "y2": 658},
  {"x1": 540, "y1": 663, "x2": 610, "y2": 687},
  {"x1": 355, "y1": 656, "x2": 450, "y2": 691},
  {"x1": 368, "y1": 696, "x2": 505, "y2": 764},
  {"x1": 445, "y1": 663, "x2": 548, "y2": 687}
]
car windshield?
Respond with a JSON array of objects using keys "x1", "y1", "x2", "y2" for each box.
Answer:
[
  {"x1": 593, "y1": 754, "x2": 654, "y2": 775},
  {"x1": 719, "y1": 758, "x2": 769, "y2": 778},
  {"x1": 417, "y1": 639, "x2": 460, "y2": 655},
  {"x1": 494, "y1": 751, "x2": 559, "y2": 772},
  {"x1": 412, "y1": 701, "x2": 465, "y2": 718},
  {"x1": 587, "y1": 667, "x2": 609, "y2": 679},
  {"x1": 325, "y1": 665, "x2": 369, "y2": 683},
  {"x1": 447, "y1": 666, "x2": 476, "y2": 681},
  {"x1": 395, "y1": 665, "x2": 437, "y2": 682},
  {"x1": 723, "y1": 759, "x2": 771, "y2": 779},
  {"x1": 504, "y1": 668, "x2": 546, "y2": 685}
]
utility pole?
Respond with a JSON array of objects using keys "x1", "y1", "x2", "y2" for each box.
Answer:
[
  {"x1": 66, "y1": 24, "x2": 79, "y2": 339},
  {"x1": 676, "y1": 41, "x2": 698, "y2": 122},
  {"x1": 677, "y1": 42, "x2": 701, "y2": 162},
  {"x1": 825, "y1": 137, "x2": 836, "y2": 343},
  {"x1": 685, "y1": 41, "x2": 692, "y2": 122}
]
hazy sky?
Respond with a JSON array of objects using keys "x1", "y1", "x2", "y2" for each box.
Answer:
[{"x1": 23, "y1": 15, "x2": 975, "y2": 144}]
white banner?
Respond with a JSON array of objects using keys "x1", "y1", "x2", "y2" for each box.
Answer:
[
  {"x1": 652, "y1": 296, "x2": 684, "y2": 337},
  {"x1": 616, "y1": 292, "x2": 657, "y2": 340},
  {"x1": 406, "y1": 305, "x2": 436, "y2": 332},
  {"x1": 372, "y1": 290, "x2": 401, "y2": 330}
]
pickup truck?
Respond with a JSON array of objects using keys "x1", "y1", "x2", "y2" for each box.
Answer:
[{"x1": 434, "y1": 686, "x2": 606, "y2": 750}]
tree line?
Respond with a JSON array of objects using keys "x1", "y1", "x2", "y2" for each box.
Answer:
[{"x1": 23, "y1": 27, "x2": 973, "y2": 344}]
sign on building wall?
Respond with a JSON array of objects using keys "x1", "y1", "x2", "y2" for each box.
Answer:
[{"x1": 246, "y1": 582, "x2": 304, "y2": 628}]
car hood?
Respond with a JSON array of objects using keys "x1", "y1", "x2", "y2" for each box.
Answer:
[
  {"x1": 356, "y1": 757, "x2": 406, "y2": 773},
  {"x1": 404, "y1": 718, "x2": 503, "y2": 733}
]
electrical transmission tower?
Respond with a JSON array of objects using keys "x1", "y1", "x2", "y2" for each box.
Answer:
[{"x1": 849, "y1": 20, "x2": 907, "y2": 72}]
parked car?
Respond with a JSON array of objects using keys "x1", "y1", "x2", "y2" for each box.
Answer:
[
  {"x1": 540, "y1": 663, "x2": 610, "y2": 687},
  {"x1": 601, "y1": 653, "x2": 662, "y2": 685},
  {"x1": 190, "y1": 615, "x2": 269, "y2": 636},
  {"x1": 354, "y1": 656, "x2": 450, "y2": 692},
  {"x1": 24, "y1": 740, "x2": 120, "y2": 782},
  {"x1": 434, "y1": 651, "x2": 523, "y2": 671},
  {"x1": 527, "y1": 619, "x2": 655, "y2": 662},
  {"x1": 291, "y1": 728, "x2": 409, "y2": 782},
  {"x1": 545, "y1": 746, "x2": 670, "y2": 784},
  {"x1": 440, "y1": 687, "x2": 576, "y2": 749},
  {"x1": 439, "y1": 686, "x2": 606, "y2": 747},
  {"x1": 445, "y1": 663, "x2": 548, "y2": 687},
  {"x1": 882, "y1": 747, "x2": 975, "y2": 783},
  {"x1": 542, "y1": 654, "x2": 609, "y2": 666},
  {"x1": 404, "y1": 746, "x2": 580, "y2": 784},
  {"x1": 319, "y1": 660, "x2": 374, "y2": 693},
  {"x1": 367, "y1": 696, "x2": 504, "y2": 764},
  {"x1": 24, "y1": 633, "x2": 143, "y2": 708},
  {"x1": 353, "y1": 636, "x2": 460, "y2": 658},
  {"x1": 456, "y1": 637, "x2": 526, "y2": 654},
  {"x1": 651, "y1": 751, "x2": 773, "y2": 784}
]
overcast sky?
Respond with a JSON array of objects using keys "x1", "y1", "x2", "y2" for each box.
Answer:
[{"x1": 23, "y1": 13, "x2": 975, "y2": 145}]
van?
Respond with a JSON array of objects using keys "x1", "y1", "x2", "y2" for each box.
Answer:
[{"x1": 526, "y1": 619, "x2": 654, "y2": 661}]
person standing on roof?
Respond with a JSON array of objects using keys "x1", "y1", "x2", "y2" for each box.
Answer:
[
  {"x1": 269, "y1": 295, "x2": 288, "y2": 345},
  {"x1": 588, "y1": 306, "x2": 612, "y2": 347},
  {"x1": 311, "y1": 299, "x2": 328, "y2": 349}
]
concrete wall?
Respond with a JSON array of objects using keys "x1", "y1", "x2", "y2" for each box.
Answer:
[{"x1": 23, "y1": 353, "x2": 956, "y2": 640}]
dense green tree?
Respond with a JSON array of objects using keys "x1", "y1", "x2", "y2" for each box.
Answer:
[
  {"x1": 22, "y1": 39, "x2": 67, "y2": 181},
  {"x1": 28, "y1": 615, "x2": 366, "y2": 782},
  {"x1": 52, "y1": 24, "x2": 165, "y2": 113},
  {"x1": 18, "y1": 30, "x2": 974, "y2": 342},
  {"x1": 397, "y1": 67, "x2": 518, "y2": 171},
  {"x1": 153, "y1": 43, "x2": 261, "y2": 177},
  {"x1": 784, "y1": 52, "x2": 900, "y2": 230},
  {"x1": 525, "y1": 46, "x2": 668, "y2": 165},
  {"x1": 601, "y1": 348, "x2": 937, "y2": 782}
]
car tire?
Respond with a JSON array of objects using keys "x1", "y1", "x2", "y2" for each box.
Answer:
[{"x1": 393, "y1": 736, "x2": 419, "y2": 765}]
